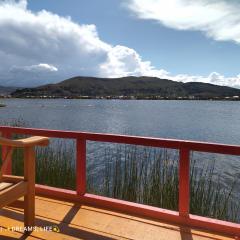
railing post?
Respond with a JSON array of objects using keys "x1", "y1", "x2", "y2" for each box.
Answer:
[
  {"x1": 76, "y1": 138, "x2": 86, "y2": 195},
  {"x1": 1, "y1": 131, "x2": 12, "y2": 175},
  {"x1": 179, "y1": 148, "x2": 190, "y2": 217}
]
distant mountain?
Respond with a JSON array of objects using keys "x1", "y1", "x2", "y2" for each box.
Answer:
[
  {"x1": 0, "y1": 86, "x2": 18, "y2": 96},
  {"x1": 11, "y1": 76, "x2": 240, "y2": 99}
]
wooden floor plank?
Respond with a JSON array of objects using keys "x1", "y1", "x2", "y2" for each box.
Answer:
[
  {"x1": 0, "y1": 208, "x2": 124, "y2": 240},
  {"x1": 0, "y1": 182, "x2": 13, "y2": 191},
  {"x1": 0, "y1": 224, "x2": 41, "y2": 240},
  {"x1": 0, "y1": 196, "x2": 236, "y2": 240}
]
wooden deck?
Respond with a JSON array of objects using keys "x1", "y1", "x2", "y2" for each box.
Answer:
[{"x1": 0, "y1": 196, "x2": 236, "y2": 240}]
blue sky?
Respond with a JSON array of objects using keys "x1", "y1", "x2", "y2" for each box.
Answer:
[
  {"x1": 0, "y1": 0, "x2": 240, "y2": 87},
  {"x1": 28, "y1": 0, "x2": 240, "y2": 77}
]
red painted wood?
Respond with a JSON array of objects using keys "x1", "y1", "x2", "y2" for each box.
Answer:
[
  {"x1": 76, "y1": 138, "x2": 86, "y2": 195},
  {"x1": 35, "y1": 184, "x2": 240, "y2": 237},
  {"x1": 1, "y1": 130, "x2": 12, "y2": 175},
  {"x1": 0, "y1": 125, "x2": 240, "y2": 155},
  {"x1": 179, "y1": 148, "x2": 190, "y2": 217},
  {"x1": 35, "y1": 184, "x2": 78, "y2": 201},
  {"x1": 81, "y1": 194, "x2": 240, "y2": 237},
  {"x1": 1, "y1": 125, "x2": 240, "y2": 237}
]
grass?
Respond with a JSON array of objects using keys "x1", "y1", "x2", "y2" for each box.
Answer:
[{"x1": 0, "y1": 120, "x2": 239, "y2": 223}]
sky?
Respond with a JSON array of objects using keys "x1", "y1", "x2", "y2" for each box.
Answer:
[{"x1": 0, "y1": 0, "x2": 240, "y2": 87}]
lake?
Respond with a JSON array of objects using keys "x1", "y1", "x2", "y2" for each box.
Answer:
[
  {"x1": 0, "y1": 99, "x2": 240, "y2": 144},
  {"x1": 0, "y1": 99, "x2": 240, "y2": 203}
]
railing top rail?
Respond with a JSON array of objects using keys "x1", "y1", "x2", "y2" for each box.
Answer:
[{"x1": 0, "y1": 125, "x2": 240, "y2": 155}]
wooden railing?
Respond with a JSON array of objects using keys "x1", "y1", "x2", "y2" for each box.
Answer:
[{"x1": 0, "y1": 126, "x2": 240, "y2": 237}]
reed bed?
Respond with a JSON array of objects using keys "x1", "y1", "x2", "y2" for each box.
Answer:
[
  {"x1": 11, "y1": 143, "x2": 76, "y2": 190},
  {"x1": 0, "y1": 120, "x2": 239, "y2": 223},
  {"x1": 88, "y1": 144, "x2": 239, "y2": 222}
]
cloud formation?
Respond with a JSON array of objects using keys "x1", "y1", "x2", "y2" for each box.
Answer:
[
  {"x1": 127, "y1": 0, "x2": 240, "y2": 44},
  {"x1": 170, "y1": 72, "x2": 240, "y2": 88},
  {"x1": 11, "y1": 64, "x2": 58, "y2": 73},
  {"x1": 0, "y1": 0, "x2": 167, "y2": 86},
  {"x1": 0, "y1": 0, "x2": 239, "y2": 88}
]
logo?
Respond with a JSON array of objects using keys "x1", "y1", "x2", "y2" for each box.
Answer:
[{"x1": 52, "y1": 225, "x2": 60, "y2": 233}]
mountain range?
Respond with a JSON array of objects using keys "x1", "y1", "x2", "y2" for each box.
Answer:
[
  {"x1": 0, "y1": 86, "x2": 17, "y2": 96},
  {"x1": 11, "y1": 76, "x2": 240, "y2": 99}
]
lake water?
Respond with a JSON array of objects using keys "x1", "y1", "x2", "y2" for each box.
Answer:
[
  {"x1": 0, "y1": 99, "x2": 240, "y2": 144},
  {"x1": 0, "y1": 99, "x2": 240, "y2": 205}
]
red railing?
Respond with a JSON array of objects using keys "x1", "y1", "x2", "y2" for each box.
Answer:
[{"x1": 0, "y1": 126, "x2": 240, "y2": 237}]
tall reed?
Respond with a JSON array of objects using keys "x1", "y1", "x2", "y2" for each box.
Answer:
[
  {"x1": 0, "y1": 119, "x2": 239, "y2": 223},
  {"x1": 88, "y1": 144, "x2": 239, "y2": 223}
]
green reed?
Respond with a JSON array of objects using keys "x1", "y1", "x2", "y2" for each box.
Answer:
[{"x1": 0, "y1": 119, "x2": 239, "y2": 223}]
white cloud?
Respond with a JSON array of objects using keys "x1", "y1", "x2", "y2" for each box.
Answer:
[
  {"x1": 7, "y1": 63, "x2": 59, "y2": 86},
  {"x1": 0, "y1": 0, "x2": 239, "y2": 89},
  {"x1": 0, "y1": 0, "x2": 166, "y2": 86},
  {"x1": 11, "y1": 63, "x2": 58, "y2": 73},
  {"x1": 99, "y1": 45, "x2": 168, "y2": 78},
  {"x1": 169, "y1": 72, "x2": 240, "y2": 88},
  {"x1": 127, "y1": 0, "x2": 240, "y2": 44}
]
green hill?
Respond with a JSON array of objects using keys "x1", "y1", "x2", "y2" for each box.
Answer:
[
  {"x1": 0, "y1": 86, "x2": 17, "y2": 96},
  {"x1": 11, "y1": 76, "x2": 240, "y2": 99}
]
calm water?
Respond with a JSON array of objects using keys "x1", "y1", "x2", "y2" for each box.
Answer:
[
  {"x1": 0, "y1": 99, "x2": 240, "y2": 144},
  {"x1": 0, "y1": 99, "x2": 240, "y2": 199}
]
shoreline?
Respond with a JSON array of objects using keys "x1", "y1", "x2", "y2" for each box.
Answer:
[{"x1": 0, "y1": 97, "x2": 240, "y2": 101}]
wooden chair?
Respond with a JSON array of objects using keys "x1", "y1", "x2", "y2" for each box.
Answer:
[{"x1": 0, "y1": 135, "x2": 49, "y2": 229}]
